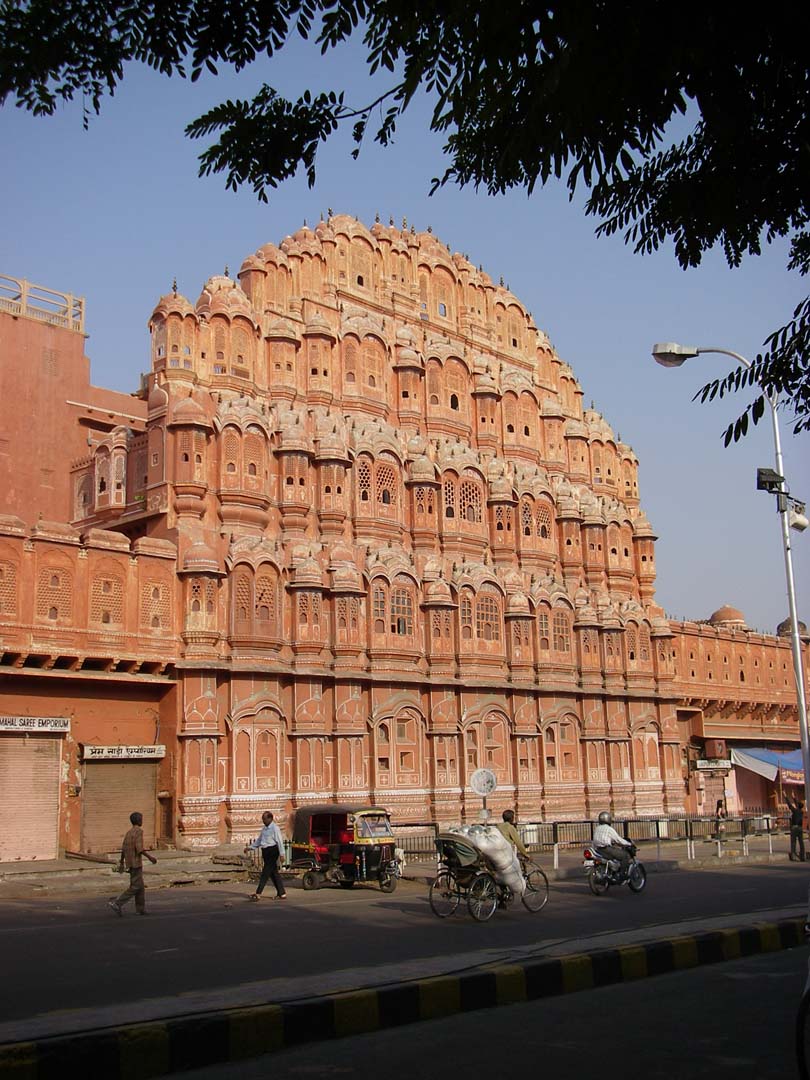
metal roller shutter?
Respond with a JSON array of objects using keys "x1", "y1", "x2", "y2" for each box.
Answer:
[
  {"x1": 0, "y1": 735, "x2": 61, "y2": 861},
  {"x1": 81, "y1": 762, "x2": 157, "y2": 854}
]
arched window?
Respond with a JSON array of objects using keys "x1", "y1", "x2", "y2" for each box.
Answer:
[
  {"x1": 443, "y1": 477, "x2": 457, "y2": 520},
  {"x1": 372, "y1": 585, "x2": 387, "y2": 634},
  {"x1": 376, "y1": 462, "x2": 397, "y2": 508},
  {"x1": 537, "y1": 608, "x2": 550, "y2": 651},
  {"x1": 459, "y1": 479, "x2": 482, "y2": 524},
  {"x1": 521, "y1": 499, "x2": 533, "y2": 537},
  {"x1": 460, "y1": 593, "x2": 473, "y2": 640},
  {"x1": 536, "y1": 504, "x2": 552, "y2": 540},
  {"x1": 255, "y1": 571, "x2": 277, "y2": 631},
  {"x1": 476, "y1": 592, "x2": 501, "y2": 642},
  {"x1": 391, "y1": 581, "x2": 414, "y2": 636},
  {"x1": 626, "y1": 623, "x2": 638, "y2": 663},
  {"x1": 553, "y1": 610, "x2": 571, "y2": 653},
  {"x1": 357, "y1": 457, "x2": 372, "y2": 504}
]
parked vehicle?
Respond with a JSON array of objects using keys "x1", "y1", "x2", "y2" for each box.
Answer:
[
  {"x1": 583, "y1": 842, "x2": 647, "y2": 896},
  {"x1": 429, "y1": 832, "x2": 550, "y2": 921},
  {"x1": 288, "y1": 804, "x2": 400, "y2": 892}
]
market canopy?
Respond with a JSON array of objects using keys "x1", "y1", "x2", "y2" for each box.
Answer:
[{"x1": 730, "y1": 747, "x2": 804, "y2": 785}]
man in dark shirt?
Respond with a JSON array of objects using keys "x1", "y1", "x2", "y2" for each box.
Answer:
[
  {"x1": 786, "y1": 794, "x2": 806, "y2": 862},
  {"x1": 108, "y1": 811, "x2": 157, "y2": 915}
]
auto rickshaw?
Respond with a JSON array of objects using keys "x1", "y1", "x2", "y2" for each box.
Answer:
[{"x1": 288, "y1": 804, "x2": 400, "y2": 892}]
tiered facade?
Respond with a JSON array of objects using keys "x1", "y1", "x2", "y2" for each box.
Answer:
[{"x1": 0, "y1": 217, "x2": 805, "y2": 854}]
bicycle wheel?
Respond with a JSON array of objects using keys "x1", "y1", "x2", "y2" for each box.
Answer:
[
  {"x1": 467, "y1": 872, "x2": 498, "y2": 922},
  {"x1": 429, "y1": 869, "x2": 460, "y2": 918},
  {"x1": 521, "y1": 867, "x2": 550, "y2": 912}
]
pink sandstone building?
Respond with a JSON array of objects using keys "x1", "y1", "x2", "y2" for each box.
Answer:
[{"x1": 0, "y1": 215, "x2": 806, "y2": 860}]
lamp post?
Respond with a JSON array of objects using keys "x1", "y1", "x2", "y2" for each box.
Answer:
[{"x1": 651, "y1": 342, "x2": 810, "y2": 815}]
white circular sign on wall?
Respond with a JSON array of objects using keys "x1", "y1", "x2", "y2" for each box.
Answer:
[{"x1": 470, "y1": 767, "x2": 498, "y2": 797}]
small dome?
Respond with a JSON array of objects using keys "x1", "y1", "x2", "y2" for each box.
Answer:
[
  {"x1": 182, "y1": 541, "x2": 221, "y2": 574},
  {"x1": 293, "y1": 557, "x2": 323, "y2": 587},
  {"x1": 409, "y1": 455, "x2": 436, "y2": 482},
  {"x1": 709, "y1": 605, "x2": 747, "y2": 629},
  {"x1": 170, "y1": 395, "x2": 211, "y2": 428},
  {"x1": 424, "y1": 579, "x2": 453, "y2": 605},
  {"x1": 147, "y1": 382, "x2": 169, "y2": 414},
  {"x1": 255, "y1": 242, "x2": 290, "y2": 268},
  {"x1": 238, "y1": 254, "x2": 264, "y2": 274},
  {"x1": 304, "y1": 311, "x2": 335, "y2": 338},
  {"x1": 777, "y1": 617, "x2": 809, "y2": 642},
  {"x1": 506, "y1": 592, "x2": 531, "y2": 616},
  {"x1": 151, "y1": 292, "x2": 194, "y2": 320},
  {"x1": 196, "y1": 276, "x2": 256, "y2": 323}
]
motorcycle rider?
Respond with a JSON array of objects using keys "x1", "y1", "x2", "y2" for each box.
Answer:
[{"x1": 592, "y1": 811, "x2": 633, "y2": 877}]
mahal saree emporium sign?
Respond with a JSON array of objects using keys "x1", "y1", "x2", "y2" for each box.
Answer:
[{"x1": 0, "y1": 715, "x2": 70, "y2": 732}]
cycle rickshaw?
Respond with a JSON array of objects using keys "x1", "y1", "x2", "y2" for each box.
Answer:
[
  {"x1": 429, "y1": 831, "x2": 550, "y2": 921},
  {"x1": 288, "y1": 804, "x2": 400, "y2": 892}
]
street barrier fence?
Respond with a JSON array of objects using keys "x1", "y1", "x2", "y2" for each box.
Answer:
[{"x1": 389, "y1": 811, "x2": 784, "y2": 866}]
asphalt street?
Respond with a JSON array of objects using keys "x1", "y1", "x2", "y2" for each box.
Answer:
[
  {"x1": 0, "y1": 861, "x2": 807, "y2": 1027},
  {"x1": 173, "y1": 947, "x2": 810, "y2": 1080}
]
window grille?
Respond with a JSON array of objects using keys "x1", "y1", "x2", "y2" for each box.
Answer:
[
  {"x1": 459, "y1": 480, "x2": 482, "y2": 523},
  {"x1": 553, "y1": 611, "x2": 571, "y2": 652}
]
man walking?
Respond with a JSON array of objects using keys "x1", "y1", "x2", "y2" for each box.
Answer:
[
  {"x1": 245, "y1": 811, "x2": 287, "y2": 901},
  {"x1": 108, "y1": 811, "x2": 157, "y2": 916},
  {"x1": 786, "y1": 793, "x2": 806, "y2": 862}
]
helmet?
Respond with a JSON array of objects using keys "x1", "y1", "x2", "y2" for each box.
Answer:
[{"x1": 597, "y1": 811, "x2": 612, "y2": 825}]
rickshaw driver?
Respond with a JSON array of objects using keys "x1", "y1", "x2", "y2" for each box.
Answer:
[{"x1": 496, "y1": 809, "x2": 530, "y2": 859}]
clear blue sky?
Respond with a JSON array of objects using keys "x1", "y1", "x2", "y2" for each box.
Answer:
[{"x1": 1, "y1": 36, "x2": 807, "y2": 635}]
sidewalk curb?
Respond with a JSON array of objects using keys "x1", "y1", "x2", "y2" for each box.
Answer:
[{"x1": 0, "y1": 917, "x2": 805, "y2": 1078}]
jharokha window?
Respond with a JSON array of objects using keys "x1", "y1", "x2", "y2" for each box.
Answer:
[
  {"x1": 232, "y1": 566, "x2": 279, "y2": 639},
  {"x1": 552, "y1": 610, "x2": 571, "y2": 653},
  {"x1": 459, "y1": 588, "x2": 502, "y2": 645},
  {"x1": 372, "y1": 577, "x2": 415, "y2": 638}
]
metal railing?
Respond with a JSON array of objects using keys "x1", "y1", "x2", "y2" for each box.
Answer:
[{"x1": 390, "y1": 813, "x2": 786, "y2": 867}]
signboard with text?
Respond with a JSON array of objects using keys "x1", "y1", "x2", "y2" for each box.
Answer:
[
  {"x1": 0, "y1": 715, "x2": 70, "y2": 733},
  {"x1": 81, "y1": 745, "x2": 166, "y2": 761},
  {"x1": 695, "y1": 758, "x2": 732, "y2": 772}
]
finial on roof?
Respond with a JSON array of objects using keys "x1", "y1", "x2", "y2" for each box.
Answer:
[
  {"x1": 427, "y1": 224, "x2": 433, "y2": 233},
  {"x1": 172, "y1": 278, "x2": 177, "y2": 295},
  {"x1": 402, "y1": 217, "x2": 407, "y2": 230},
  {"x1": 224, "y1": 265, "x2": 230, "y2": 277},
  {"x1": 303, "y1": 218, "x2": 307, "y2": 227},
  {"x1": 327, "y1": 207, "x2": 333, "y2": 217},
  {"x1": 499, "y1": 276, "x2": 504, "y2": 286},
  {"x1": 320, "y1": 210, "x2": 324, "y2": 221},
  {"x1": 375, "y1": 211, "x2": 380, "y2": 222},
  {"x1": 411, "y1": 224, "x2": 415, "y2": 234}
]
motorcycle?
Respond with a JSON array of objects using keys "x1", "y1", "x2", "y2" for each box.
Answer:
[{"x1": 582, "y1": 842, "x2": 647, "y2": 896}]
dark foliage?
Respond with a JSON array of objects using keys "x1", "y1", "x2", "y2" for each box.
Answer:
[{"x1": 1, "y1": 0, "x2": 808, "y2": 434}]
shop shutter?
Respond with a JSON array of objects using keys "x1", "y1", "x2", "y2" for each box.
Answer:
[
  {"x1": 0, "y1": 735, "x2": 61, "y2": 861},
  {"x1": 81, "y1": 762, "x2": 157, "y2": 854}
]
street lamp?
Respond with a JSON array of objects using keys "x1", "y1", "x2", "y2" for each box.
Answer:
[{"x1": 652, "y1": 342, "x2": 810, "y2": 814}]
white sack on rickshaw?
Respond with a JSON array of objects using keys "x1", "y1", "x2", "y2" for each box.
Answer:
[{"x1": 447, "y1": 825, "x2": 524, "y2": 896}]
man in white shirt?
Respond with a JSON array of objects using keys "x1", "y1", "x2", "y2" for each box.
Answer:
[
  {"x1": 245, "y1": 811, "x2": 287, "y2": 901},
  {"x1": 592, "y1": 811, "x2": 632, "y2": 875}
]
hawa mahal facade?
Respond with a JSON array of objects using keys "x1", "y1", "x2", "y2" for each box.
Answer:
[{"x1": 0, "y1": 214, "x2": 806, "y2": 858}]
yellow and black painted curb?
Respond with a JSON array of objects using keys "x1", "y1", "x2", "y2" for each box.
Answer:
[{"x1": 0, "y1": 917, "x2": 805, "y2": 1078}]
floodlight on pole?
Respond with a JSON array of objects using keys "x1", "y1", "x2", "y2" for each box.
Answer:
[{"x1": 651, "y1": 341, "x2": 810, "y2": 814}]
